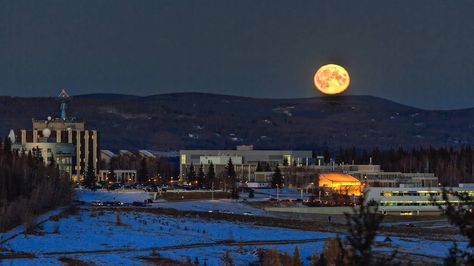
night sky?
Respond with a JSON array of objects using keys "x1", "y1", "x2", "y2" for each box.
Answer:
[{"x1": 1, "y1": 0, "x2": 474, "y2": 109}]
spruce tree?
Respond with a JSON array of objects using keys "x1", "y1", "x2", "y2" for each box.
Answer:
[
  {"x1": 292, "y1": 246, "x2": 303, "y2": 266},
  {"x1": 108, "y1": 162, "x2": 116, "y2": 183},
  {"x1": 271, "y1": 164, "x2": 283, "y2": 188},
  {"x1": 207, "y1": 162, "x2": 216, "y2": 188},
  {"x1": 197, "y1": 164, "x2": 205, "y2": 187},
  {"x1": 187, "y1": 163, "x2": 196, "y2": 184},
  {"x1": 226, "y1": 158, "x2": 238, "y2": 198},
  {"x1": 84, "y1": 157, "x2": 96, "y2": 190},
  {"x1": 138, "y1": 157, "x2": 148, "y2": 184}
]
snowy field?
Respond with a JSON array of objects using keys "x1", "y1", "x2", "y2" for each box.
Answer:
[
  {"x1": 76, "y1": 189, "x2": 154, "y2": 203},
  {"x1": 247, "y1": 188, "x2": 311, "y2": 201},
  {"x1": 0, "y1": 208, "x2": 465, "y2": 265},
  {"x1": 1, "y1": 209, "x2": 331, "y2": 265},
  {"x1": 151, "y1": 199, "x2": 272, "y2": 216},
  {"x1": 76, "y1": 190, "x2": 275, "y2": 217}
]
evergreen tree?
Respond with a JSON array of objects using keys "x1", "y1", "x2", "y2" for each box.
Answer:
[
  {"x1": 207, "y1": 162, "x2": 216, "y2": 188},
  {"x1": 83, "y1": 157, "x2": 96, "y2": 190},
  {"x1": 49, "y1": 154, "x2": 56, "y2": 167},
  {"x1": 292, "y1": 246, "x2": 303, "y2": 266},
  {"x1": 264, "y1": 162, "x2": 271, "y2": 172},
  {"x1": 138, "y1": 157, "x2": 148, "y2": 184},
  {"x1": 108, "y1": 162, "x2": 116, "y2": 183},
  {"x1": 187, "y1": 163, "x2": 196, "y2": 183},
  {"x1": 197, "y1": 164, "x2": 205, "y2": 187},
  {"x1": 335, "y1": 193, "x2": 398, "y2": 266},
  {"x1": 226, "y1": 158, "x2": 238, "y2": 198},
  {"x1": 271, "y1": 164, "x2": 283, "y2": 188},
  {"x1": 283, "y1": 157, "x2": 289, "y2": 166},
  {"x1": 3, "y1": 137, "x2": 12, "y2": 154},
  {"x1": 435, "y1": 189, "x2": 474, "y2": 265},
  {"x1": 256, "y1": 162, "x2": 262, "y2": 172}
]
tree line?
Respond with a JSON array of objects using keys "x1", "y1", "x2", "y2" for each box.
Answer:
[
  {"x1": 100, "y1": 153, "x2": 177, "y2": 184},
  {"x1": 186, "y1": 158, "x2": 239, "y2": 198},
  {"x1": 331, "y1": 146, "x2": 474, "y2": 185},
  {"x1": 0, "y1": 138, "x2": 72, "y2": 231}
]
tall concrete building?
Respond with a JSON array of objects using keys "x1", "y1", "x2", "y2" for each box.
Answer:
[{"x1": 10, "y1": 90, "x2": 100, "y2": 181}]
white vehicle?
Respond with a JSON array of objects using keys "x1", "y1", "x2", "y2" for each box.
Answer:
[{"x1": 91, "y1": 200, "x2": 103, "y2": 206}]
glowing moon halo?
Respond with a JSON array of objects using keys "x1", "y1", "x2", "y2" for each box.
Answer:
[{"x1": 314, "y1": 64, "x2": 350, "y2": 95}]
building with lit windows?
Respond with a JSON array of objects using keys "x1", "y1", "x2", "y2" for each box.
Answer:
[
  {"x1": 179, "y1": 146, "x2": 312, "y2": 182},
  {"x1": 9, "y1": 90, "x2": 100, "y2": 181},
  {"x1": 365, "y1": 184, "x2": 474, "y2": 215}
]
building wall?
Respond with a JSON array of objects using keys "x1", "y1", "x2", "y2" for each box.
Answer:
[
  {"x1": 98, "y1": 170, "x2": 137, "y2": 183},
  {"x1": 179, "y1": 149, "x2": 312, "y2": 180},
  {"x1": 15, "y1": 128, "x2": 100, "y2": 182},
  {"x1": 21, "y1": 142, "x2": 75, "y2": 177},
  {"x1": 365, "y1": 186, "x2": 474, "y2": 215}
]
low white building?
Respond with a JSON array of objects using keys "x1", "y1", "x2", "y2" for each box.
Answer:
[
  {"x1": 365, "y1": 185, "x2": 474, "y2": 215},
  {"x1": 98, "y1": 169, "x2": 137, "y2": 183}
]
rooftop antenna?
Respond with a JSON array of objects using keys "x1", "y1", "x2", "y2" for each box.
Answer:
[{"x1": 58, "y1": 89, "x2": 70, "y2": 120}]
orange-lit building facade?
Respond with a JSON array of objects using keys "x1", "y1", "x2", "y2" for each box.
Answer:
[{"x1": 318, "y1": 173, "x2": 363, "y2": 196}]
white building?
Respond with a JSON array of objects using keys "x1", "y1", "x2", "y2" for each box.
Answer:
[{"x1": 365, "y1": 185, "x2": 474, "y2": 215}]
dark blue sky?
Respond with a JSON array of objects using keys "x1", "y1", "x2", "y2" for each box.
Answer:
[{"x1": 1, "y1": 0, "x2": 474, "y2": 109}]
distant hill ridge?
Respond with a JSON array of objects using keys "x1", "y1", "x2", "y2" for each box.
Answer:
[{"x1": 1, "y1": 93, "x2": 473, "y2": 151}]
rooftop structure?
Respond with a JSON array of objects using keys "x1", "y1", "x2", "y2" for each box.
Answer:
[{"x1": 10, "y1": 90, "x2": 100, "y2": 181}]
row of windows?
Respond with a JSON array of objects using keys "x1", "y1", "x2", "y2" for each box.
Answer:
[
  {"x1": 380, "y1": 201, "x2": 470, "y2": 207},
  {"x1": 381, "y1": 191, "x2": 474, "y2": 197}
]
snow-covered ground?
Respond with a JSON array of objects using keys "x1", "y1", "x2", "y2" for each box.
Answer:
[
  {"x1": 248, "y1": 188, "x2": 311, "y2": 201},
  {"x1": 1, "y1": 209, "x2": 331, "y2": 265},
  {"x1": 76, "y1": 190, "x2": 273, "y2": 217},
  {"x1": 1, "y1": 208, "x2": 465, "y2": 265},
  {"x1": 76, "y1": 189, "x2": 153, "y2": 203},
  {"x1": 151, "y1": 199, "x2": 271, "y2": 216}
]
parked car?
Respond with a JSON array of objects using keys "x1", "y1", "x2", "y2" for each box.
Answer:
[
  {"x1": 243, "y1": 212, "x2": 254, "y2": 216},
  {"x1": 132, "y1": 201, "x2": 145, "y2": 207},
  {"x1": 144, "y1": 199, "x2": 153, "y2": 204},
  {"x1": 91, "y1": 200, "x2": 103, "y2": 206}
]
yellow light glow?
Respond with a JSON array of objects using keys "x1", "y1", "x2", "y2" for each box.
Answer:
[
  {"x1": 319, "y1": 173, "x2": 363, "y2": 196},
  {"x1": 314, "y1": 64, "x2": 350, "y2": 95}
]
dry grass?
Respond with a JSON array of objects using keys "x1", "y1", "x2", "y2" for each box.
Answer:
[
  {"x1": 0, "y1": 252, "x2": 36, "y2": 259},
  {"x1": 58, "y1": 257, "x2": 92, "y2": 266},
  {"x1": 139, "y1": 254, "x2": 192, "y2": 266},
  {"x1": 162, "y1": 191, "x2": 230, "y2": 200}
]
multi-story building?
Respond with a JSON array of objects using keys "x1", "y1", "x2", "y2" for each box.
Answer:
[
  {"x1": 365, "y1": 184, "x2": 474, "y2": 215},
  {"x1": 281, "y1": 163, "x2": 438, "y2": 189},
  {"x1": 179, "y1": 146, "x2": 312, "y2": 181},
  {"x1": 10, "y1": 90, "x2": 100, "y2": 181}
]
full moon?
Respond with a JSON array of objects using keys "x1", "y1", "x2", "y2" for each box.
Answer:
[{"x1": 314, "y1": 64, "x2": 350, "y2": 95}]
